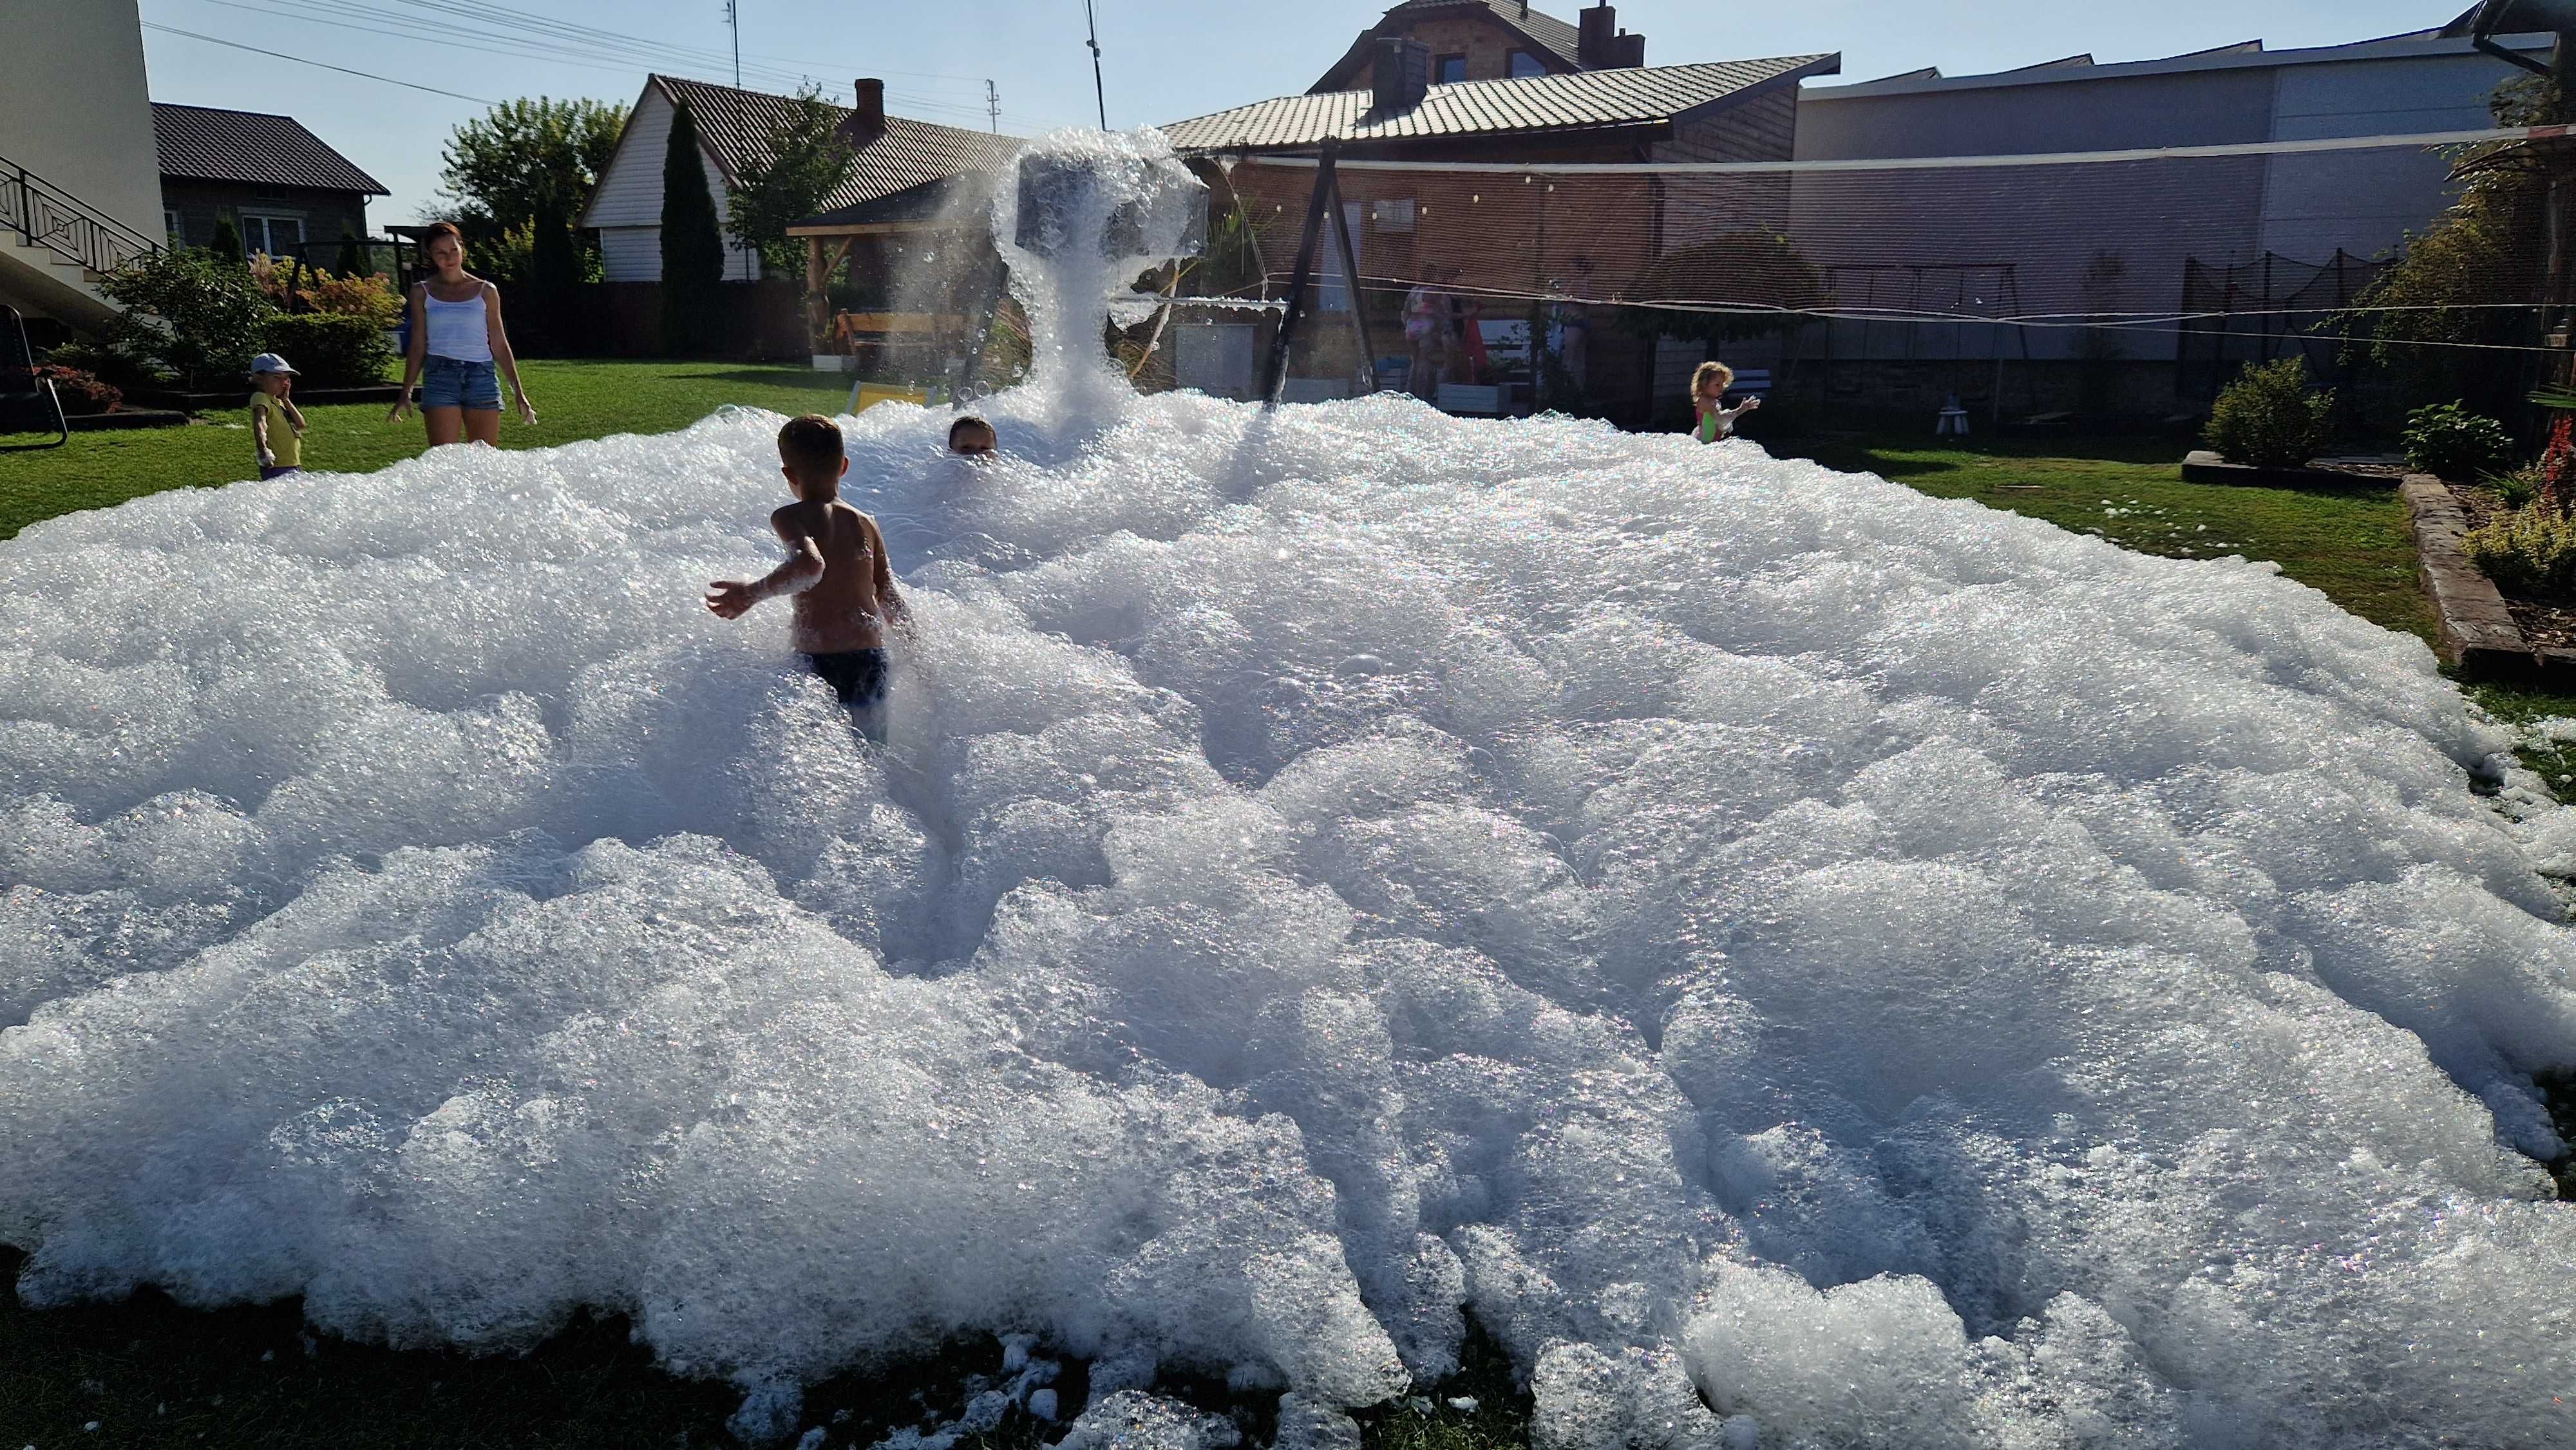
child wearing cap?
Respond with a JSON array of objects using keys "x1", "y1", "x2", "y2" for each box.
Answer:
[{"x1": 249, "y1": 353, "x2": 307, "y2": 480}]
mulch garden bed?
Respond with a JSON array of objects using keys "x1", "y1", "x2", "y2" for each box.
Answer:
[{"x1": 2444, "y1": 480, "x2": 2576, "y2": 654}]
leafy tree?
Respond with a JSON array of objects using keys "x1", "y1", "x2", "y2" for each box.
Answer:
[
  {"x1": 437, "y1": 96, "x2": 627, "y2": 249},
  {"x1": 661, "y1": 101, "x2": 727, "y2": 355},
  {"x1": 204, "y1": 217, "x2": 245, "y2": 268},
  {"x1": 2342, "y1": 74, "x2": 2568, "y2": 413},
  {"x1": 724, "y1": 84, "x2": 857, "y2": 276},
  {"x1": 334, "y1": 228, "x2": 372, "y2": 278}
]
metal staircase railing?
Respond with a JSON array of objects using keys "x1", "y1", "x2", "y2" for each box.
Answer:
[{"x1": 0, "y1": 153, "x2": 162, "y2": 279}]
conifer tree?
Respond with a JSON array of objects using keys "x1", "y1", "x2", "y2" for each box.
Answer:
[
  {"x1": 659, "y1": 102, "x2": 726, "y2": 355},
  {"x1": 205, "y1": 217, "x2": 246, "y2": 267}
]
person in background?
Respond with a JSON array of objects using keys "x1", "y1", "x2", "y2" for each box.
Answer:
[
  {"x1": 1403, "y1": 277, "x2": 1449, "y2": 400},
  {"x1": 249, "y1": 353, "x2": 306, "y2": 480},
  {"x1": 1691, "y1": 361, "x2": 1761, "y2": 444},
  {"x1": 949, "y1": 415, "x2": 998, "y2": 458},
  {"x1": 390, "y1": 221, "x2": 536, "y2": 446}
]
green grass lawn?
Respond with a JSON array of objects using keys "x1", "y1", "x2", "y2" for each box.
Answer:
[
  {"x1": 1770, "y1": 430, "x2": 2441, "y2": 648},
  {"x1": 0, "y1": 400, "x2": 2557, "y2": 1450},
  {"x1": 0, "y1": 360, "x2": 857, "y2": 541}
]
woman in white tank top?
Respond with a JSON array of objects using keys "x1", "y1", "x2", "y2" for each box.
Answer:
[{"x1": 390, "y1": 223, "x2": 537, "y2": 447}]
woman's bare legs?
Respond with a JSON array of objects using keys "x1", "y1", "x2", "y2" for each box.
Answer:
[
  {"x1": 462, "y1": 408, "x2": 502, "y2": 446},
  {"x1": 424, "y1": 406, "x2": 466, "y2": 446}
]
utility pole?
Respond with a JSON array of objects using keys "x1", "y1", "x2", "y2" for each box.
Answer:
[
  {"x1": 987, "y1": 79, "x2": 1001, "y2": 133},
  {"x1": 1084, "y1": 0, "x2": 1107, "y2": 129},
  {"x1": 724, "y1": 0, "x2": 741, "y2": 88}
]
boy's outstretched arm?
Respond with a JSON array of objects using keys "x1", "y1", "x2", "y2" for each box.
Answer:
[{"x1": 707, "y1": 511, "x2": 826, "y2": 620}]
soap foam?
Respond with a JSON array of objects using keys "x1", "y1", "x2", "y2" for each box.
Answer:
[{"x1": 6, "y1": 131, "x2": 2576, "y2": 1447}]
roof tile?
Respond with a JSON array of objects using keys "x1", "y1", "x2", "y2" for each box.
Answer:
[
  {"x1": 151, "y1": 104, "x2": 387, "y2": 195},
  {"x1": 652, "y1": 75, "x2": 1018, "y2": 215},
  {"x1": 1170, "y1": 55, "x2": 1834, "y2": 153}
]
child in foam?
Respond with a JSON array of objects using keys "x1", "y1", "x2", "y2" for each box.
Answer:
[
  {"x1": 948, "y1": 415, "x2": 999, "y2": 458},
  {"x1": 390, "y1": 221, "x2": 538, "y2": 446},
  {"x1": 706, "y1": 414, "x2": 911, "y2": 740},
  {"x1": 248, "y1": 353, "x2": 307, "y2": 480},
  {"x1": 1691, "y1": 361, "x2": 1761, "y2": 444}
]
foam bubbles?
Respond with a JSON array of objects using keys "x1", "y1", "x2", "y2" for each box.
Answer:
[{"x1": 7, "y1": 131, "x2": 2576, "y2": 1447}]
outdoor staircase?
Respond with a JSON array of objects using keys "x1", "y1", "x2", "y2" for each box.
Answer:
[{"x1": 0, "y1": 155, "x2": 161, "y2": 335}]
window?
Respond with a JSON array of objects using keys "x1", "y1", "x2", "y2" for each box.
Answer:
[
  {"x1": 164, "y1": 209, "x2": 183, "y2": 245},
  {"x1": 1435, "y1": 53, "x2": 1467, "y2": 84},
  {"x1": 239, "y1": 213, "x2": 304, "y2": 258},
  {"x1": 1509, "y1": 50, "x2": 1548, "y2": 79}
]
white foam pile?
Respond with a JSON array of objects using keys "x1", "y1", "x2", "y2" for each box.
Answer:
[{"x1": 7, "y1": 130, "x2": 2576, "y2": 1449}]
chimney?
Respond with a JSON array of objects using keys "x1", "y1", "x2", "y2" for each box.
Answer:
[
  {"x1": 1372, "y1": 37, "x2": 1433, "y2": 111},
  {"x1": 1578, "y1": 3, "x2": 1617, "y2": 67},
  {"x1": 849, "y1": 79, "x2": 887, "y2": 144},
  {"x1": 1615, "y1": 30, "x2": 1646, "y2": 68}
]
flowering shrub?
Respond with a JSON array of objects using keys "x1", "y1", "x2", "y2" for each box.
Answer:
[
  {"x1": 2543, "y1": 415, "x2": 2576, "y2": 516},
  {"x1": 32, "y1": 365, "x2": 120, "y2": 416},
  {"x1": 302, "y1": 271, "x2": 404, "y2": 328}
]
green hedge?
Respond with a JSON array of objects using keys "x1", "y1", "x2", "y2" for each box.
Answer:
[
  {"x1": 2206, "y1": 357, "x2": 2334, "y2": 469},
  {"x1": 260, "y1": 313, "x2": 395, "y2": 390}
]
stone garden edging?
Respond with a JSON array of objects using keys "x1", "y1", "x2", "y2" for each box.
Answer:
[{"x1": 2399, "y1": 474, "x2": 2576, "y2": 683}]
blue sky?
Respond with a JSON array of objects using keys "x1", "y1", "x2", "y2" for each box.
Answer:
[{"x1": 135, "y1": 0, "x2": 2468, "y2": 227}]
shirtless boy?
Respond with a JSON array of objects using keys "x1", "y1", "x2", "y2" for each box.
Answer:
[{"x1": 706, "y1": 415, "x2": 909, "y2": 732}]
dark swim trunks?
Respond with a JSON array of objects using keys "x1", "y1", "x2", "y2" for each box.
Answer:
[{"x1": 806, "y1": 648, "x2": 890, "y2": 709}]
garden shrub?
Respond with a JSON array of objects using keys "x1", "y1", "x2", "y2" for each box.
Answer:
[
  {"x1": 2403, "y1": 401, "x2": 2515, "y2": 481},
  {"x1": 301, "y1": 271, "x2": 405, "y2": 328},
  {"x1": 42, "y1": 339, "x2": 165, "y2": 392},
  {"x1": 2467, "y1": 501, "x2": 2576, "y2": 599},
  {"x1": 98, "y1": 250, "x2": 278, "y2": 389},
  {"x1": 2496, "y1": 466, "x2": 2543, "y2": 510},
  {"x1": 32, "y1": 366, "x2": 120, "y2": 416},
  {"x1": 2206, "y1": 357, "x2": 2335, "y2": 469},
  {"x1": 261, "y1": 314, "x2": 395, "y2": 388}
]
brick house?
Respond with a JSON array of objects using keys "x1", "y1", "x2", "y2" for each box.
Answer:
[
  {"x1": 1161, "y1": 2, "x2": 1838, "y2": 420},
  {"x1": 1311, "y1": 0, "x2": 1645, "y2": 89},
  {"x1": 154, "y1": 104, "x2": 386, "y2": 258}
]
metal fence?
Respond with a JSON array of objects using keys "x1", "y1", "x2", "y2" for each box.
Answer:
[{"x1": 0, "y1": 155, "x2": 162, "y2": 278}]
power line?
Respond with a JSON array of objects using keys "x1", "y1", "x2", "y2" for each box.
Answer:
[
  {"x1": 200, "y1": 0, "x2": 1070, "y2": 126},
  {"x1": 142, "y1": 22, "x2": 497, "y2": 103}
]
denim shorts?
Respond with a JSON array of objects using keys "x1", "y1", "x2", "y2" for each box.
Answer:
[{"x1": 420, "y1": 355, "x2": 501, "y2": 411}]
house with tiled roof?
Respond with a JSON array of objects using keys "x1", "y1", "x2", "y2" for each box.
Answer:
[
  {"x1": 1309, "y1": 0, "x2": 1634, "y2": 93},
  {"x1": 1157, "y1": 5, "x2": 1839, "y2": 421},
  {"x1": 155, "y1": 104, "x2": 388, "y2": 258},
  {"x1": 580, "y1": 74, "x2": 1016, "y2": 283}
]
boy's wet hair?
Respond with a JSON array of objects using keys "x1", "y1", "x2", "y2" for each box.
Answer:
[
  {"x1": 778, "y1": 414, "x2": 846, "y2": 482},
  {"x1": 949, "y1": 415, "x2": 995, "y2": 446}
]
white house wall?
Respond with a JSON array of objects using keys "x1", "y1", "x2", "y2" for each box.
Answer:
[
  {"x1": 584, "y1": 84, "x2": 762, "y2": 283},
  {"x1": 0, "y1": 0, "x2": 166, "y2": 242}
]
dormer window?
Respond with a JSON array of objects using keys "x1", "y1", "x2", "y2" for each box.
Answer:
[
  {"x1": 1509, "y1": 50, "x2": 1548, "y2": 79},
  {"x1": 1435, "y1": 53, "x2": 1468, "y2": 84}
]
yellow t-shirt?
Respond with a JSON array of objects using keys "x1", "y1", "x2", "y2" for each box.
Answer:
[{"x1": 250, "y1": 393, "x2": 301, "y2": 469}]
